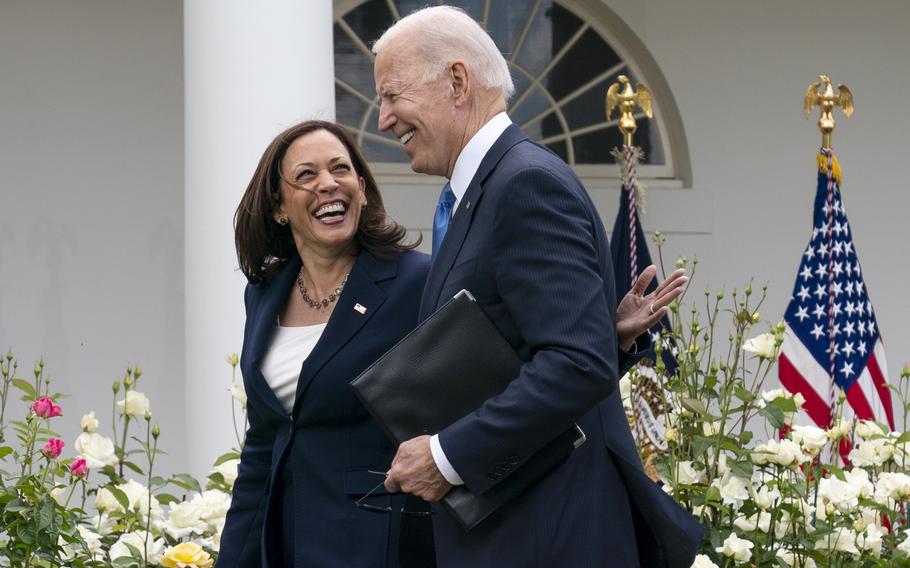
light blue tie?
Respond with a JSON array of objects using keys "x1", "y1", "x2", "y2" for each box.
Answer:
[{"x1": 432, "y1": 182, "x2": 456, "y2": 260}]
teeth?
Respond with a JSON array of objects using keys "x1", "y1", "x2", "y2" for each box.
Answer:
[
  {"x1": 315, "y1": 202, "x2": 346, "y2": 217},
  {"x1": 399, "y1": 130, "x2": 415, "y2": 144}
]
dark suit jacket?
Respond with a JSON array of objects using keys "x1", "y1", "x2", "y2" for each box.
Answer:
[
  {"x1": 421, "y1": 125, "x2": 703, "y2": 567},
  {"x1": 218, "y1": 250, "x2": 433, "y2": 568}
]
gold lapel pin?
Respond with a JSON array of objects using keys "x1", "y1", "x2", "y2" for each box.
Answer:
[{"x1": 354, "y1": 303, "x2": 367, "y2": 314}]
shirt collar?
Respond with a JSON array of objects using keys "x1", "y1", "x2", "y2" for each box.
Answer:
[{"x1": 449, "y1": 112, "x2": 512, "y2": 209}]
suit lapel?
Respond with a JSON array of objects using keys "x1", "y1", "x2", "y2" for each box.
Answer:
[
  {"x1": 245, "y1": 256, "x2": 302, "y2": 417},
  {"x1": 419, "y1": 125, "x2": 529, "y2": 319},
  {"x1": 291, "y1": 252, "x2": 393, "y2": 414}
]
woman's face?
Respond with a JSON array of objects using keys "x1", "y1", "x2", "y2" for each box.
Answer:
[{"x1": 275, "y1": 129, "x2": 367, "y2": 255}]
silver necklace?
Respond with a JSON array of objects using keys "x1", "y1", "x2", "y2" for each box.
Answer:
[{"x1": 297, "y1": 267, "x2": 350, "y2": 310}]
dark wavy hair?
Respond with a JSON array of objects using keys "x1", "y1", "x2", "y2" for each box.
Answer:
[{"x1": 234, "y1": 120, "x2": 418, "y2": 286}]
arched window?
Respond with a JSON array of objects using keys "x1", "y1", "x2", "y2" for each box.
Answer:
[{"x1": 333, "y1": 0, "x2": 688, "y2": 182}]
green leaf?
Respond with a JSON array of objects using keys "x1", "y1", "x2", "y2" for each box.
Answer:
[
  {"x1": 36, "y1": 498, "x2": 54, "y2": 530},
  {"x1": 213, "y1": 452, "x2": 241, "y2": 466},
  {"x1": 105, "y1": 484, "x2": 131, "y2": 511},
  {"x1": 121, "y1": 460, "x2": 145, "y2": 475},
  {"x1": 155, "y1": 492, "x2": 181, "y2": 505},
  {"x1": 11, "y1": 378, "x2": 36, "y2": 399},
  {"x1": 0, "y1": 446, "x2": 13, "y2": 459},
  {"x1": 730, "y1": 459, "x2": 753, "y2": 477},
  {"x1": 171, "y1": 473, "x2": 202, "y2": 494},
  {"x1": 740, "y1": 430, "x2": 753, "y2": 445},
  {"x1": 680, "y1": 398, "x2": 707, "y2": 416},
  {"x1": 690, "y1": 435, "x2": 715, "y2": 456},
  {"x1": 733, "y1": 386, "x2": 755, "y2": 403},
  {"x1": 758, "y1": 404, "x2": 785, "y2": 429}
]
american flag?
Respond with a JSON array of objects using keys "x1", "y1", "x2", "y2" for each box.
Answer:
[{"x1": 778, "y1": 150, "x2": 893, "y2": 431}]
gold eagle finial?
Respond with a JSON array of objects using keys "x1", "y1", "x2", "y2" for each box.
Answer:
[
  {"x1": 606, "y1": 75, "x2": 653, "y2": 147},
  {"x1": 804, "y1": 74, "x2": 853, "y2": 148}
]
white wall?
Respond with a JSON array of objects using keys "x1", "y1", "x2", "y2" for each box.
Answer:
[{"x1": 0, "y1": 1, "x2": 186, "y2": 474}]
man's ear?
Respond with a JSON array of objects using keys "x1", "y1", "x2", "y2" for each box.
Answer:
[{"x1": 450, "y1": 61, "x2": 469, "y2": 106}]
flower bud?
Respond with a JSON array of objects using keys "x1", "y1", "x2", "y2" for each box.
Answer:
[
  {"x1": 669, "y1": 301, "x2": 679, "y2": 314},
  {"x1": 134, "y1": 364, "x2": 142, "y2": 379},
  {"x1": 745, "y1": 284, "x2": 753, "y2": 296},
  {"x1": 665, "y1": 427, "x2": 679, "y2": 443},
  {"x1": 126, "y1": 364, "x2": 133, "y2": 376},
  {"x1": 675, "y1": 257, "x2": 687, "y2": 269},
  {"x1": 145, "y1": 411, "x2": 152, "y2": 422},
  {"x1": 70, "y1": 457, "x2": 89, "y2": 478},
  {"x1": 716, "y1": 291, "x2": 724, "y2": 300},
  {"x1": 5, "y1": 349, "x2": 12, "y2": 362},
  {"x1": 152, "y1": 423, "x2": 160, "y2": 439},
  {"x1": 124, "y1": 374, "x2": 133, "y2": 388},
  {"x1": 751, "y1": 312, "x2": 760, "y2": 324},
  {"x1": 112, "y1": 379, "x2": 121, "y2": 394},
  {"x1": 34, "y1": 359, "x2": 43, "y2": 378},
  {"x1": 228, "y1": 353, "x2": 239, "y2": 368},
  {"x1": 902, "y1": 363, "x2": 910, "y2": 379}
]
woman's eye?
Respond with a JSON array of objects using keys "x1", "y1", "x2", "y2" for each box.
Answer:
[
  {"x1": 296, "y1": 170, "x2": 314, "y2": 180},
  {"x1": 332, "y1": 164, "x2": 350, "y2": 172}
]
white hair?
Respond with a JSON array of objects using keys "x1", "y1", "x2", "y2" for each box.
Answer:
[{"x1": 372, "y1": 5, "x2": 515, "y2": 101}]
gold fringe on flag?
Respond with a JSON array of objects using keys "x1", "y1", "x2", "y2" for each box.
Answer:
[{"x1": 817, "y1": 152, "x2": 842, "y2": 185}]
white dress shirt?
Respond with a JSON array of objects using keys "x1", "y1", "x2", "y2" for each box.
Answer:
[
  {"x1": 260, "y1": 323, "x2": 326, "y2": 414},
  {"x1": 430, "y1": 112, "x2": 513, "y2": 486}
]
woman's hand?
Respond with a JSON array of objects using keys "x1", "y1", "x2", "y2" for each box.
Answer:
[{"x1": 616, "y1": 265, "x2": 687, "y2": 351}]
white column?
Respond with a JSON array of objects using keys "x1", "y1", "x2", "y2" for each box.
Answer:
[{"x1": 184, "y1": 0, "x2": 335, "y2": 477}]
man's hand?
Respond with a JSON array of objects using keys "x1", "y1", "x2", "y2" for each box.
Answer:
[
  {"x1": 384, "y1": 435, "x2": 453, "y2": 502},
  {"x1": 616, "y1": 265, "x2": 687, "y2": 351}
]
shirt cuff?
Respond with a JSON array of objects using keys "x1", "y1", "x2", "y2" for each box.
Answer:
[{"x1": 430, "y1": 434, "x2": 464, "y2": 486}]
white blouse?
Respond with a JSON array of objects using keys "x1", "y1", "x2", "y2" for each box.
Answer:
[{"x1": 260, "y1": 322, "x2": 327, "y2": 414}]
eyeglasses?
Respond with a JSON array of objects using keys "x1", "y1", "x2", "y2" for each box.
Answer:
[{"x1": 354, "y1": 470, "x2": 435, "y2": 517}]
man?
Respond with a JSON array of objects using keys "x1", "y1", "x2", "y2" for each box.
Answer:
[{"x1": 373, "y1": 6, "x2": 703, "y2": 567}]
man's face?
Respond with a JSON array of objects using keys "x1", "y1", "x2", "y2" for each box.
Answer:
[{"x1": 374, "y1": 43, "x2": 459, "y2": 178}]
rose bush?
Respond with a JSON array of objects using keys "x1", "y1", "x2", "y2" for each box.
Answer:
[{"x1": 0, "y1": 353, "x2": 245, "y2": 567}]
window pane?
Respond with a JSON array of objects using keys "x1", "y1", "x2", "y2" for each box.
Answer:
[
  {"x1": 486, "y1": 0, "x2": 538, "y2": 56},
  {"x1": 334, "y1": 23, "x2": 376, "y2": 100},
  {"x1": 572, "y1": 127, "x2": 620, "y2": 164},
  {"x1": 541, "y1": 28, "x2": 621, "y2": 102},
  {"x1": 343, "y1": 0, "x2": 396, "y2": 46},
  {"x1": 513, "y1": 2, "x2": 582, "y2": 77}
]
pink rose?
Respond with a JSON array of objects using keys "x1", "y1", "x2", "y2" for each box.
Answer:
[
  {"x1": 42, "y1": 438, "x2": 64, "y2": 459},
  {"x1": 70, "y1": 457, "x2": 89, "y2": 477},
  {"x1": 32, "y1": 397, "x2": 62, "y2": 418}
]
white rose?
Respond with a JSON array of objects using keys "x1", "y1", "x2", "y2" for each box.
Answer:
[
  {"x1": 690, "y1": 554, "x2": 719, "y2": 568},
  {"x1": 117, "y1": 390, "x2": 151, "y2": 417},
  {"x1": 715, "y1": 532, "x2": 753, "y2": 562},
  {"x1": 760, "y1": 388, "x2": 792, "y2": 405},
  {"x1": 194, "y1": 489, "x2": 231, "y2": 529},
  {"x1": 815, "y1": 528, "x2": 860, "y2": 556},
  {"x1": 750, "y1": 484, "x2": 781, "y2": 510},
  {"x1": 844, "y1": 468, "x2": 874, "y2": 499},
  {"x1": 89, "y1": 512, "x2": 117, "y2": 536},
  {"x1": 716, "y1": 474, "x2": 750, "y2": 508},
  {"x1": 50, "y1": 486, "x2": 66, "y2": 506},
  {"x1": 775, "y1": 546, "x2": 816, "y2": 568},
  {"x1": 212, "y1": 458, "x2": 240, "y2": 489},
  {"x1": 75, "y1": 432, "x2": 118, "y2": 468},
  {"x1": 827, "y1": 417, "x2": 853, "y2": 440},
  {"x1": 742, "y1": 333, "x2": 778, "y2": 359},
  {"x1": 857, "y1": 524, "x2": 885, "y2": 557},
  {"x1": 790, "y1": 425, "x2": 828, "y2": 455},
  {"x1": 818, "y1": 476, "x2": 860, "y2": 512},
  {"x1": 109, "y1": 531, "x2": 165, "y2": 564},
  {"x1": 80, "y1": 411, "x2": 99, "y2": 433},
  {"x1": 754, "y1": 439, "x2": 808, "y2": 468},
  {"x1": 734, "y1": 511, "x2": 771, "y2": 533},
  {"x1": 229, "y1": 379, "x2": 247, "y2": 410},
  {"x1": 855, "y1": 419, "x2": 885, "y2": 440},
  {"x1": 95, "y1": 487, "x2": 122, "y2": 512},
  {"x1": 59, "y1": 525, "x2": 104, "y2": 562},
  {"x1": 848, "y1": 438, "x2": 892, "y2": 467},
  {"x1": 164, "y1": 499, "x2": 209, "y2": 539},
  {"x1": 875, "y1": 472, "x2": 910, "y2": 502}
]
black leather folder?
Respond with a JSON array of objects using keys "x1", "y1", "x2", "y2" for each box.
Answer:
[{"x1": 350, "y1": 289, "x2": 585, "y2": 531}]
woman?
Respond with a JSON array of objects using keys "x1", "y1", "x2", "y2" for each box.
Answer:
[{"x1": 218, "y1": 120, "x2": 434, "y2": 567}]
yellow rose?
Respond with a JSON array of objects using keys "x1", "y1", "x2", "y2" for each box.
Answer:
[{"x1": 161, "y1": 542, "x2": 213, "y2": 568}]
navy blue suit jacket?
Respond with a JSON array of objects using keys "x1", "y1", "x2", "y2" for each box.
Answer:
[
  {"x1": 421, "y1": 125, "x2": 702, "y2": 567},
  {"x1": 218, "y1": 250, "x2": 433, "y2": 568}
]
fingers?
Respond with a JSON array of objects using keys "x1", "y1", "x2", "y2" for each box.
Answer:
[
  {"x1": 652, "y1": 268, "x2": 687, "y2": 298},
  {"x1": 630, "y1": 265, "x2": 657, "y2": 295}
]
